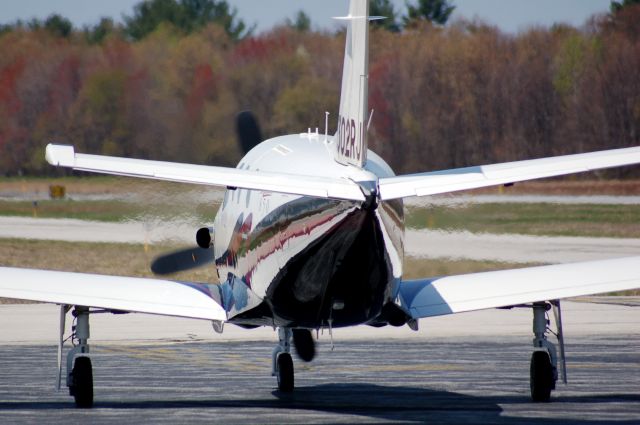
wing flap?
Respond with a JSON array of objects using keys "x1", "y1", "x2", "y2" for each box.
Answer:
[
  {"x1": 0, "y1": 267, "x2": 226, "y2": 321},
  {"x1": 45, "y1": 144, "x2": 365, "y2": 201},
  {"x1": 379, "y1": 146, "x2": 640, "y2": 200},
  {"x1": 399, "y1": 256, "x2": 640, "y2": 319}
]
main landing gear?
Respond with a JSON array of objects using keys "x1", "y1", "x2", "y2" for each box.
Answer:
[
  {"x1": 529, "y1": 301, "x2": 566, "y2": 402},
  {"x1": 60, "y1": 306, "x2": 94, "y2": 407},
  {"x1": 272, "y1": 328, "x2": 316, "y2": 392}
]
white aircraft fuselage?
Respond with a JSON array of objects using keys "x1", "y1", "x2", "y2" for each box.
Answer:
[{"x1": 214, "y1": 133, "x2": 404, "y2": 329}]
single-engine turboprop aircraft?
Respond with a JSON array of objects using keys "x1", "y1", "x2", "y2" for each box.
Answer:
[{"x1": 1, "y1": 0, "x2": 640, "y2": 408}]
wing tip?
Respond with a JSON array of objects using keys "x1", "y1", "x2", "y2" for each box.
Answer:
[{"x1": 45, "y1": 143, "x2": 75, "y2": 167}]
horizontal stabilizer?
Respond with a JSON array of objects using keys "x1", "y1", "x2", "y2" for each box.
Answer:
[
  {"x1": 0, "y1": 267, "x2": 226, "y2": 321},
  {"x1": 45, "y1": 144, "x2": 365, "y2": 201},
  {"x1": 379, "y1": 146, "x2": 640, "y2": 200},
  {"x1": 399, "y1": 256, "x2": 640, "y2": 319},
  {"x1": 333, "y1": 15, "x2": 385, "y2": 21}
]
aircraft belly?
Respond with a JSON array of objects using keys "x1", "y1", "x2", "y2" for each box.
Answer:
[
  {"x1": 265, "y1": 205, "x2": 397, "y2": 328},
  {"x1": 215, "y1": 195, "x2": 356, "y2": 320},
  {"x1": 216, "y1": 191, "x2": 404, "y2": 328}
]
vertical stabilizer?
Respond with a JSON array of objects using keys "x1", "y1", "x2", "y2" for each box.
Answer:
[{"x1": 334, "y1": 0, "x2": 370, "y2": 168}]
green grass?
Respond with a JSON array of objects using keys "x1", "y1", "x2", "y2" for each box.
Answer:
[
  {"x1": 0, "y1": 199, "x2": 219, "y2": 222},
  {"x1": 406, "y1": 203, "x2": 640, "y2": 238},
  {"x1": 2, "y1": 238, "x2": 636, "y2": 304},
  {"x1": 0, "y1": 177, "x2": 222, "y2": 222},
  {"x1": 0, "y1": 198, "x2": 637, "y2": 239},
  {"x1": 0, "y1": 176, "x2": 119, "y2": 183},
  {"x1": 0, "y1": 238, "x2": 217, "y2": 304},
  {"x1": 1, "y1": 176, "x2": 638, "y2": 237},
  {"x1": 0, "y1": 199, "x2": 145, "y2": 222},
  {"x1": 402, "y1": 257, "x2": 536, "y2": 279},
  {"x1": 0, "y1": 238, "x2": 532, "y2": 299}
]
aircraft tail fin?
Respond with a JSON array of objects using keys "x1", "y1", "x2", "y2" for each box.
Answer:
[{"x1": 333, "y1": 0, "x2": 371, "y2": 168}]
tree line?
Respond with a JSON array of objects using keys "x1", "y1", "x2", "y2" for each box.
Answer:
[{"x1": 0, "y1": 0, "x2": 639, "y2": 177}]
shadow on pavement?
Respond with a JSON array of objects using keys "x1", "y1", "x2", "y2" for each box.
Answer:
[{"x1": 0, "y1": 383, "x2": 637, "y2": 424}]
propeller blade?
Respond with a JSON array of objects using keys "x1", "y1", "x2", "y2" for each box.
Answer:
[
  {"x1": 236, "y1": 110, "x2": 263, "y2": 154},
  {"x1": 151, "y1": 247, "x2": 214, "y2": 275}
]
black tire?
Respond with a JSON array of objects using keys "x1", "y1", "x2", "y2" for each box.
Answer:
[
  {"x1": 71, "y1": 356, "x2": 94, "y2": 408},
  {"x1": 277, "y1": 352, "x2": 294, "y2": 392},
  {"x1": 292, "y1": 329, "x2": 316, "y2": 362},
  {"x1": 530, "y1": 351, "x2": 553, "y2": 402}
]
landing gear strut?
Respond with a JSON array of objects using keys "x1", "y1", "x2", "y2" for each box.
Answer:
[
  {"x1": 63, "y1": 306, "x2": 94, "y2": 407},
  {"x1": 530, "y1": 302, "x2": 560, "y2": 402},
  {"x1": 272, "y1": 328, "x2": 294, "y2": 392}
]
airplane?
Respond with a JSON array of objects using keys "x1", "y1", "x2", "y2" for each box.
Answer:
[{"x1": 1, "y1": 0, "x2": 640, "y2": 408}]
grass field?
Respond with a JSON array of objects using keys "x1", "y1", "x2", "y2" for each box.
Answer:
[
  {"x1": 2, "y1": 238, "x2": 636, "y2": 303},
  {"x1": 0, "y1": 238, "x2": 544, "y2": 304},
  {"x1": 406, "y1": 203, "x2": 640, "y2": 238},
  {"x1": 0, "y1": 239, "x2": 212, "y2": 303},
  {"x1": 2, "y1": 199, "x2": 637, "y2": 238},
  {"x1": 0, "y1": 199, "x2": 145, "y2": 221},
  {"x1": 3, "y1": 177, "x2": 639, "y2": 237},
  {"x1": 0, "y1": 199, "x2": 218, "y2": 222},
  {"x1": 2, "y1": 176, "x2": 639, "y2": 195},
  {"x1": 0, "y1": 238, "x2": 526, "y2": 281},
  {"x1": 0, "y1": 177, "x2": 221, "y2": 222}
]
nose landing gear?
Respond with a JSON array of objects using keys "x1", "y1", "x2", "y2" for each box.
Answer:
[
  {"x1": 272, "y1": 328, "x2": 317, "y2": 392},
  {"x1": 272, "y1": 328, "x2": 294, "y2": 392}
]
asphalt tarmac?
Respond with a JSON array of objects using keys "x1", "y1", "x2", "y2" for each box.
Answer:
[{"x1": 0, "y1": 305, "x2": 638, "y2": 424}]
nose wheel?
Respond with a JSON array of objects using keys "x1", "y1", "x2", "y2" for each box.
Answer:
[
  {"x1": 276, "y1": 352, "x2": 294, "y2": 392},
  {"x1": 272, "y1": 328, "x2": 295, "y2": 392}
]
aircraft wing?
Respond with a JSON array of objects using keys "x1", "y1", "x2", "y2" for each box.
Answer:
[
  {"x1": 45, "y1": 144, "x2": 365, "y2": 201},
  {"x1": 378, "y1": 146, "x2": 640, "y2": 200},
  {"x1": 0, "y1": 267, "x2": 226, "y2": 321},
  {"x1": 399, "y1": 256, "x2": 640, "y2": 319}
]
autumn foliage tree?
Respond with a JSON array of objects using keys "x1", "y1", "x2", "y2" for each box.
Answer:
[
  {"x1": 404, "y1": 0, "x2": 456, "y2": 26},
  {"x1": 124, "y1": 0, "x2": 251, "y2": 40},
  {"x1": 0, "y1": 3, "x2": 639, "y2": 178}
]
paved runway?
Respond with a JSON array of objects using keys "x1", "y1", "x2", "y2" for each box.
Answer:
[
  {"x1": 0, "y1": 303, "x2": 638, "y2": 424},
  {"x1": 0, "y1": 337, "x2": 638, "y2": 424}
]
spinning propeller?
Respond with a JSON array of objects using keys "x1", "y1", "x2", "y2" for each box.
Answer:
[
  {"x1": 150, "y1": 246, "x2": 214, "y2": 275},
  {"x1": 151, "y1": 111, "x2": 262, "y2": 275},
  {"x1": 151, "y1": 227, "x2": 214, "y2": 275}
]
